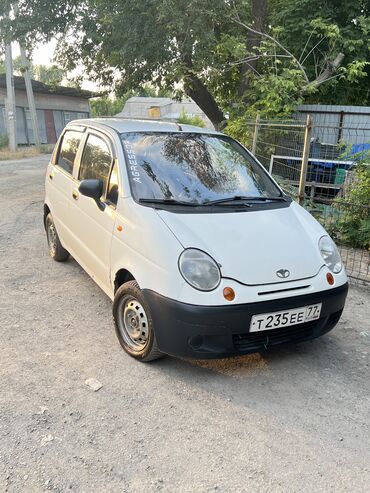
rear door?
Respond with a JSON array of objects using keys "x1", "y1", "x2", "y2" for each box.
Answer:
[
  {"x1": 46, "y1": 127, "x2": 85, "y2": 249},
  {"x1": 67, "y1": 130, "x2": 119, "y2": 295}
]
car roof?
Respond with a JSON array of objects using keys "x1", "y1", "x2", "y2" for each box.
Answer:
[{"x1": 67, "y1": 117, "x2": 223, "y2": 136}]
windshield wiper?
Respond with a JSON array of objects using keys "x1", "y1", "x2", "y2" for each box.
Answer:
[
  {"x1": 139, "y1": 196, "x2": 287, "y2": 208},
  {"x1": 139, "y1": 198, "x2": 200, "y2": 207},
  {"x1": 203, "y1": 195, "x2": 286, "y2": 205}
]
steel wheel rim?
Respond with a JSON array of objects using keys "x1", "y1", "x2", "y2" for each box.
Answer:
[
  {"x1": 118, "y1": 297, "x2": 149, "y2": 351},
  {"x1": 47, "y1": 221, "x2": 57, "y2": 256}
]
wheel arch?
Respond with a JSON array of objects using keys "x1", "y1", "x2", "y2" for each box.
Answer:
[
  {"x1": 43, "y1": 203, "x2": 51, "y2": 230},
  {"x1": 114, "y1": 268, "x2": 136, "y2": 293}
]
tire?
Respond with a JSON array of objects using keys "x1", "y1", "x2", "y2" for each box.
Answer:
[
  {"x1": 45, "y1": 213, "x2": 69, "y2": 262},
  {"x1": 113, "y1": 280, "x2": 163, "y2": 362}
]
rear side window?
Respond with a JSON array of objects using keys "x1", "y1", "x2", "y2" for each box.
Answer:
[
  {"x1": 79, "y1": 134, "x2": 113, "y2": 192},
  {"x1": 57, "y1": 130, "x2": 82, "y2": 174}
]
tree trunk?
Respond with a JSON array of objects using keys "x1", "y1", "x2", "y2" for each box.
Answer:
[
  {"x1": 237, "y1": 0, "x2": 268, "y2": 97},
  {"x1": 183, "y1": 73, "x2": 225, "y2": 130}
]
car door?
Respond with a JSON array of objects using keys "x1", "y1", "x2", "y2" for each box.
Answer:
[
  {"x1": 46, "y1": 127, "x2": 85, "y2": 248},
  {"x1": 67, "y1": 130, "x2": 119, "y2": 296}
]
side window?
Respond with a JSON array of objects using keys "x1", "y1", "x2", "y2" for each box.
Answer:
[
  {"x1": 79, "y1": 134, "x2": 113, "y2": 192},
  {"x1": 63, "y1": 112, "x2": 74, "y2": 125},
  {"x1": 57, "y1": 130, "x2": 82, "y2": 174},
  {"x1": 107, "y1": 161, "x2": 119, "y2": 205}
]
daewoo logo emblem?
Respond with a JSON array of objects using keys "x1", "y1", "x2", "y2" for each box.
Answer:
[{"x1": 276, "y1": 269, "x2": 290, "y2": 279}]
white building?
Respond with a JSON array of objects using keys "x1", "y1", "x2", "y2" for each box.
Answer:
[{"x1": 116, "y1": 96, "x2": 214, "y2": 129}]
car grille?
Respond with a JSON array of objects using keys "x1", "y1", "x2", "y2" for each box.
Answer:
[{"x1": 232, "y1": 318, "x2": 328, "y2": 353}]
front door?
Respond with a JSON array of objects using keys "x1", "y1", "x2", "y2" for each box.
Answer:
[
  {"x1": 67, "y1": 131, "x2": 118, "y2": 295},
  {"x1": 47, "y1": 128, "x2": 85, "y2": 247}
]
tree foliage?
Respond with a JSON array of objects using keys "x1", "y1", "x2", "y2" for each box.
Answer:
[
  {"x1": 0, "y1": 55, "x2": 65, "y2": 86},
  {"x1": 177, "y1": 109, "x2": 205, "y2": 128},
  {"x1": 269, "y1": 0, "x2": 370, "y2": 106},
  {"x1": 1, "y1": 0, "x2": 369, "y2": 127},
  {"x1": 90, "y1": 85, "x2": 172, "y2": 117},
  {"x1": 31, "y1": 64, "x2": 65, "y2": 86},
  {"x1": 90, "y1": 96, "x2": 126, "y2": 118},
  {"x1": 316, "y1": 150, "x2": 370, "y2": 249}
]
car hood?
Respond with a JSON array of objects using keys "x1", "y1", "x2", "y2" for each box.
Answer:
[{"x1": 157, "y1": 203, "x2": 326, "y2": 285}]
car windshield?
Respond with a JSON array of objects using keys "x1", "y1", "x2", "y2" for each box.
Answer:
[{"x1": 120, "y1": 132, "x2": 281, "y2": 204}]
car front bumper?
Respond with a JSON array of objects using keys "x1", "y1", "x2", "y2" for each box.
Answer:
[{"x1": 143, "y1": 283, "x2": 348, "y2": 359}]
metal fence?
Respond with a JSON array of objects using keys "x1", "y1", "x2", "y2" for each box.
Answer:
[{"x1": 244, "y1": 115, "x2": 370, "y2": 285}]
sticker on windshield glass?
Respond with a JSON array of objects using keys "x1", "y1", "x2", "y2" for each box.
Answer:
[{"x1": 123, "y1": 141, "x2": 141, "y2": 183}]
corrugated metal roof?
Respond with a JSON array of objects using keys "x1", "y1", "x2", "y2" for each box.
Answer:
[
  {"x1": 124, "y1": 97, "x2": 173, "y2": 105},
  {"x1": 0, "y1": 74, "x2": 95, "y2": 99}
]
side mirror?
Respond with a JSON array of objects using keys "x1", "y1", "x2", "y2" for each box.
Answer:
[{"x1": 79, "y1": 179, "x2": 105, "y2": 211}]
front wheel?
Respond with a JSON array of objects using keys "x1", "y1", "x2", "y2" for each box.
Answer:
[
  {"x1": 113, "y1": 280, "x2": 163, "y2": 362},
  {"x1": 45, "y1": 213, "x2": 69, "y2": 262}
]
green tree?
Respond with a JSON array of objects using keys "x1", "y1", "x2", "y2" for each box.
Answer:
[
  {"x1": 225, "y1": 0, "x2": 370, "y2": 139},
  {"x1": 177, "y1": 109, "x2": 205, "y2": 128},
  {"x1": 0, "y1": 55, "x2": 23, "y2": 74},
  {"x1": 0, "y1": 55, "x2": 65, "y2": 86},
  {"x1": 31, "y1": 64, "x2": 64, "y2": 86},
  {"x1": 90, "y1": 85, "x2": 173, "y2": 117},
  {"x1": 269, "y1": 0, "x2": 370, "y2": 106},
  {"x1": 90, "y1": 96, "x2": 125, "y2": 118},
  {"x1": 1, "y1": 0, "x2": 369, "y2": 127}
]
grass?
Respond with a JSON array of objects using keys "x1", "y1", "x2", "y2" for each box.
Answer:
[{"x1": 0, "y1": 145, "x2": 54, "y2": 161}]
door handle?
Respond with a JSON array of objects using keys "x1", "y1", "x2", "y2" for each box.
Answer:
[
  {"x1": 49, "y1": 173, "x2": 53, "y2": 180},
  {"x1": 72, "y1": 190, "x2": 79, "y2": 200}
]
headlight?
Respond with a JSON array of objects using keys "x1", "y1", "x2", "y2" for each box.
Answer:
[
  {"x1": 179, "y1": 249, "x2": 221, "y2": 291},
  {"x1": 319, "y1": 236, "x2": 342, "y2": 273}
]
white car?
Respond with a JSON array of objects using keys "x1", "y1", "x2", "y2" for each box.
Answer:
[{"x1": 44, "y1": 118, "x2": 348, "y2": 361}]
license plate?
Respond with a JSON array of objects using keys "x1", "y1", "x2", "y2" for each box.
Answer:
[{"x1": 250, "y1": 303, "x2": 322, "y2": 332}]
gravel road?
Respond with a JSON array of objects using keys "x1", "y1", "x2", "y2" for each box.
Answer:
[{"x1": 1, "y1": 156, "x2": 370, "y2": 493}]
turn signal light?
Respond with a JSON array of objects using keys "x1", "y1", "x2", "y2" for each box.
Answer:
[
  {"x1": 223, "y1": 287, "x2": 235, "y2": 301},
  {"x1": 326, "y1": 272, "x2": 334, "y2": 285}
]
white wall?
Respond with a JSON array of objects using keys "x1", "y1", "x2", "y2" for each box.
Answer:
[{"x1": 0, "y1": 88, "x2": 90, "y2": 112}]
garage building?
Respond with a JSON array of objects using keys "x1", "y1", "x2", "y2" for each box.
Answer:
[{"x1": 0, "y1": 74, "x2": 94, "y2": 145}]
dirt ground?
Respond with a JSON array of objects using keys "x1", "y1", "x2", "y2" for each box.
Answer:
[{"x1": 1, "y1": 156, "x2": 370, "y2": 493}]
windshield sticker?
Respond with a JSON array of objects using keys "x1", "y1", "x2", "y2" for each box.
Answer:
[{"x1": 123, "y1": 141, "x2": 142, "y2": 183}]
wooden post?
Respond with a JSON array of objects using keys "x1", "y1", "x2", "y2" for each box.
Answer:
[
  {"x1": 251, "y1": 113, "x2": 260, "y2": 155},
  {"x1": 298, "y1": 114, "x2": 313, "y2": 205}
]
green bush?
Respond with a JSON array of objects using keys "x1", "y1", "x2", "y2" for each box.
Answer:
[
  {"x1": 323, "y1": 156, "x2": 370, "y2": 249},
  {"x1": 273, "y1": 176, "x2": 299, "y2": 199},
  {"x1": 90, "y1": 96, "x2": 127, "y2": 117},
  {"x1": 307, "y1": 149, "x2": 370, "y2": 250},
  {"x1": 332, "y1": 180, "x2": 369, "y2": 248},
  {"x1": 177, "y1": 109, "x2": 205, "y2": 128}
]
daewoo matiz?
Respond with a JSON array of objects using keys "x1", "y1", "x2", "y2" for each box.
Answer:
[{"x1": 44, "y1": 118, "x2": 348, "y2": 361}]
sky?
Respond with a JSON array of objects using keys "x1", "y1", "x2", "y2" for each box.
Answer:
[{"x1": 12, "y1": 39, "x2": 98, "y2": 91}]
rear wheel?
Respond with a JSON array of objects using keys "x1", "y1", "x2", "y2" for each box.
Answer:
[
  {"x1": 45, "y1": 213, "x2": 69, "y2": 262},
  {"x1": 113, "y1": 280, "x2": 163, "y2": 362}
]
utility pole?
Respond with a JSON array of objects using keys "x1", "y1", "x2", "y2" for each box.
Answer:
[
  {"x1": 5, "y1": 43, "x2": 17, "y2": 152},
  {"x1": 20, "y1": 45, "x2": 41, "y2": 147}
]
